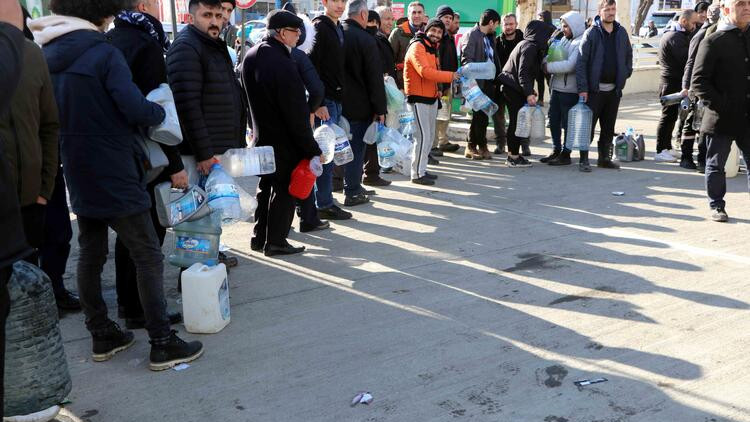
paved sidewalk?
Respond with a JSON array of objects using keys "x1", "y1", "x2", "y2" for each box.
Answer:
[{"x1": 53, "y1": 93, "x2": 750, "y2": 422}]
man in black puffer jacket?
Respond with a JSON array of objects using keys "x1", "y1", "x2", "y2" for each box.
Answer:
[
  {"x1": 167, "y1": 0, "x2": 247, "y2": 176},
  {"x1": 691, "y1": 0, "x2": 750, "y2": 223},
  {"x1": 497, "y1": 20, "x2": 553, "y2": 168}
]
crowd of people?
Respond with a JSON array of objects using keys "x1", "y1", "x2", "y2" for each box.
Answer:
[{"x1": 0, "y1": 0, "x2": 748, "y2": 408}]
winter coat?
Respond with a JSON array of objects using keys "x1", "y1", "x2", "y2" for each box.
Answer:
[
  {"x1": 461, "y1": 24, "x2": 503, "y2": 94},
  {"x1": 0, "y1": 22, "x2": 31, "y2": 269},
  {"x1": 108, "y1": 15, "x2": 184, "y2": 177},
  {"x1": 308, "y1": 15, "x2": 346, "y2": 102},
  {"x1": 0, "y1": 40, "x2": 59, "y2": 207},
  {"x1": 166, "y1": 24, "x2": 247, "y2": 162},
  {"x1": 682, "y1": 21, "x2": 710, "y2": 90},
  {"x1": 691, "y1": 22, "x2": 750, "y2": 138},
  {"x1": 438, "y1": 32, "x2": 458, "y2": 91},
  {"x1": 30, "y1": 16, "x2": 165, "y2": 219},
  {"x1": 404, "y1": 33, "x2": 455, "y2": 103},
  {"x1": 546, "y1": 11, "x2": 586, "y2": 94},
  {"x1": 376, "y1": 30, "x2": 397, "y2": 79},
  {"x1": 341, "y1": 19, "x2": 386, "y2": 122},
  {"x1": 496, "y1": 29, "x2": 524, "y2": 68},
  {"x1": 497, "y1": 21, "x2": 554, "y2": 97},
  {"x1": 658, "y1": 23, "x2": 690, "y2": 82},
  {"x1": 575, "y1": 16, "x2": 633, "y2": 95},
  {"x1": 389, "y1": 21, "x2": 417, "y2": 87},
  {"x1": 241, "y1": 37, "x2": 321, "y2": 178},
  {"x1": 292, "y1": 47, "x2": 324, "y2": 112}
]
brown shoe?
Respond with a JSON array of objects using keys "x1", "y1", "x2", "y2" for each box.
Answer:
[
  {"x1": 479, "y1": 146, "x2": 492, "y2": 160},
  {"x1": 465, "y1": 145, "x2": 482, "y2": 160}
]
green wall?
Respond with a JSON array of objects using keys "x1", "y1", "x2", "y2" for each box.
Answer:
[{"x1": 417, "y1": 0, "x2": 513, "y2": 26}]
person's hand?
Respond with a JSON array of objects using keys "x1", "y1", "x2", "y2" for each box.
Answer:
[
  {"x1": 452, "y1": 72, "x2": 461, "y2": 81},
  {"x1": 376, "y1": 114, "x2": 385, "y2": 124},
  {"x1": 310, "y1": 113, "x2": 315, "y2": 128},
  {"x1": 680, "y1": 88, "x2": 689, "y2": 97},
  {"x1": 0, "y1": 1, "x2": 23, "y2": 31},
  {"x1": 314, "y1": 106, "x2": 330, "y2": 122},
  {"x1": 527, "y1": 95, "x2": 537, "y2": 107},
  {"x1": 36, "y1": 196, "x2": 47, "y2": 205},
  {"x1": 170, "y1": 169, "x2": 189, "y2": 188},
  {"x1": 197, "y1": 158, "x2": 215, "y2": 175},
  {"x1": 579, "y1": 92, "x2": 588, "y2": 103}
]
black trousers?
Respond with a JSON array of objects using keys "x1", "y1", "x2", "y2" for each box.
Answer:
[
  {"x1": 468, "y1": 83, "x2": 497, "y2": 148},
  {"x1": 297, "y1": 194, "x2": 320, "y2": 228},
  {"x1": 492, "y1": 94, "x2": 507, "y2": 149},
  {"x1": 0, "y1": 265, "x2": 11, "y2": 411},
  {"x1": 502, "y1": 87, "x2": 526, "y2": 156},
  {"x1": 38, "y1": 167, "x2": 72, "y2": 297},
  {"x1": 20, "y1": 204, "x2": 45, "y2": 265},
  {"x1": 656, "y1": 79, "x2": 682, "y2": 153},
  {"x1": 254, "y1": 173, "x2": 295, "y2": 247},
  {"x1": 364, "y1": 143, "x2": 380, "y2": 180},
  {"x1": 588, "y1": 90, "x2": 621, "y2": 161},
  {"x1": 114, "y1": 178, "x2": 167, "y2": 319}
]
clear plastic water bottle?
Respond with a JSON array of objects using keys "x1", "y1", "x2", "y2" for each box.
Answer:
[
  {"x1": 530, "y1": 105, "x2": 546, "y2": 141},
  {"x1": 565, "y1": 96, "x2": 592, "y2": 151},
  {"x1": 692, "y1": 100, "x2": 704, "y2": 131},
  {"x1": 515, "y1": 104, "x2": 533, "y2": 138},
  {"x1": 327, "y1": 123, "x2": 354, "y2": 166},
  {"x1": 460, "y1": 77, "x2": 499, "y2": 117},
  {"x1": 398, "y1": 109, "x2": 415, "y2": 139},
  {"x1": 314, "y1": 125, "x2": 336, "y2": 163},
  {"x1": 205, "y1": 163, "x2": 242, "y2": 225},
  {"x1": 338, "y1": 116, "x2": 352, "y2": 140},
  {"x1": 377, "y1": 140, "x2": 398, "y2": 168},
  {"x1": 457, "y1": 61, "x2": 496, "y2": 80},
  {"x1": 221, "y1": 146, "x2": 276, "y2": 177}
]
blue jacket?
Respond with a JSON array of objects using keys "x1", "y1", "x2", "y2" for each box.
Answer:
[
  {"x1": 43, "y1": 29, "x2": 165, "y2": 219},
  {"x1": 575, "y1": 17, "x2": 633, "y2": 96}
]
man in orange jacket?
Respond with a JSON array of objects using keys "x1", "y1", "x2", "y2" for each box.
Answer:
[{"x1": 404, "y1": 18, "x2": 459, "y2": 185}]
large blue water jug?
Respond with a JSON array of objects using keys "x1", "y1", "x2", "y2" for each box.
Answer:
[{"x1": 566, "y1": 97, "x2": 592, "y2": 151}]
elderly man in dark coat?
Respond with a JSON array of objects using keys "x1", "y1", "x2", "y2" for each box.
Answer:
[{"x1": 242, "y1": 10, "x2": 322, "y2": 256}]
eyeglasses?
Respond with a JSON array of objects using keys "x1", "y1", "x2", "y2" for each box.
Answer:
[{"x1": 282, "y1": 27, "x2": 301, "y2": 34}]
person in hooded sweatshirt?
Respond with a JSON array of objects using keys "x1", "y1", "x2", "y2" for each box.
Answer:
[
  {"x1": 29, "y1": 0, "x2": 203, "y2": 371},
  {"x1": 541, "y1": 11, "x2": 586, "y2": 168},
  {"x1": 493, "y1": 13, "x2": 524, "y2": 155},
  {"x1": 497, "y1": 20, "x2": 554, "y2": 168}
]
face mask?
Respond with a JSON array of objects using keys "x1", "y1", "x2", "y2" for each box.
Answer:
[{"x1": 366, "y1": 26, "x2": 378, "y2": 35}]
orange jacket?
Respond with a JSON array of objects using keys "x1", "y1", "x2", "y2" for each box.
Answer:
[{"x1": 404, "y1": 36, "x2": 454, "y2": 101}]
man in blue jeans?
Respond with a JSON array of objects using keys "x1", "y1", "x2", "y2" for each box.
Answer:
[
  {"x1": 341, "y1": 0, "x2": 386, "y2": 206},
  {"x1": 309, "y1": 0, "x2": 352, "y2": 220}
]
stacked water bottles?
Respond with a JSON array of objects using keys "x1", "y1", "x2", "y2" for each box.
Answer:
[
  {"x1": 457, "y1": 62, "x2": 499, "y2": 117},
  {"x1": 363, "y1": 122, "x2": 413, "y2": 176}
]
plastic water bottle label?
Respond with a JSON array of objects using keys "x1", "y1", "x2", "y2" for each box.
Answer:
[
  {"x1": 218, "y1": 277, "x2": 230, "y2": 320},
  {"x1": 378, "y1": 145, "x2": 396, "y2": 158},
  {"x1": 466, "y1": 86, "x2": 484, "y2": 102},
  {"x1": 167, "y1": 191, "x2": 204, "y2": 226},
  {"x1": 208, "y1": 183, "x2": 239, "y2": 202},
  {"x1": 335, "y1": 139, "x2": 351, "y2": 152},
  {"x1": 175, "y1": 236, "x2": 211, "y2": 254}
]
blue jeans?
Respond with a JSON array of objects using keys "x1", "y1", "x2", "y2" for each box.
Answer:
[
  {"x1": 314, "y1": 99, "x2": 342, "y2": 210},
  {"x1": 549, "y1": 90, "x2": 579, "y2": 152},
  {"x1": 705, "y1": 132, "x2": 750, "y2": 209},
  {"x1": 345, "y1": 121, "x2": 369, "y2": 198}
]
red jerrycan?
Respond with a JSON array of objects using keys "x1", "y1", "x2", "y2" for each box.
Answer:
[{"x1": 289, "y1": 159, "x2": 316, "y2": 199}]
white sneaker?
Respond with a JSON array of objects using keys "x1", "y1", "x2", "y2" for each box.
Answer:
[{"x1": 655, "y1": 150, "x2": 678, "y2": 162}]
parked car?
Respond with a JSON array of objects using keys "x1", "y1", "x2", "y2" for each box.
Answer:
[
  {"x1": 638, "y1": 11, "x2": 678, "y2": 40},
  {"x1": 237, "y1": 19, "x2": 267, "y2": 45}
]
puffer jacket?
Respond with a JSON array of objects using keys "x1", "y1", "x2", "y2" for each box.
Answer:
[
  {"x1": 498, "y1": 21, "x2": 554, "y2": 97},
  {"x1": 575, "y1": 16, "x2": 633, "y2": 96},
  {"x1": 167, "y1": 25, "x2": 247, "y2": 162},
  {"x1": 404, "y1": 33, "x2": 454, "y2": 104},
  {"x1": 546, "y1": 11, "x2": 586, "y2": 94}
]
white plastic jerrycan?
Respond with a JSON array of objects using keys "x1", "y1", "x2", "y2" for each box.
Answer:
[{"x1": 181, "y1": 263, "x2": 230, "y2": 334}]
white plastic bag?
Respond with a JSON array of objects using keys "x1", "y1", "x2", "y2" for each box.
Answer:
[{"x1": 146, "y1": 83, "x2": 183, "y2": 146}]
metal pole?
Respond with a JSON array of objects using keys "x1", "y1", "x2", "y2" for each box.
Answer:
[
  {"x1": 170, "y1": 0, "x2": 179, "y2": 40},
  {"x1": 239, "y1": 9, "x2": 247, "y2": 62}
]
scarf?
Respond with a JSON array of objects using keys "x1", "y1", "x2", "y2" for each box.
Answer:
[{"x1": 117, "y1": 10, "x2": 171, "y2": 51}]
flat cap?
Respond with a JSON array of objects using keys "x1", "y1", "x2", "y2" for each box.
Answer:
[{"x1": 267, "y1": 9, "x2": 303, "y2": 30}]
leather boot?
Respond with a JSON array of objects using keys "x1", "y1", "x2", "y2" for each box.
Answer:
[
  {"x1": 597, "y1": 141, "x2": 620, "y2": 169},
  {"x1": 579, "y1": 150, "x2": 591, "y2": 172}
]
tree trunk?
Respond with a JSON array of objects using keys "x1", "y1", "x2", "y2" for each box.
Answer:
[
  {"x1": 618, "y1": 0, "x2": 632, "y2": 35},
  {"x1": 633, "y1": 0, "x2": 654, "y2": 35},
  {"x1": 517, "y1": 0, "x2": 538, "y2": 29}
]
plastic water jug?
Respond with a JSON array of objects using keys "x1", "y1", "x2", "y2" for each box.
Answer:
[
  {"x1": 338, "y1": 116, "x2": 352, "y2": 140},
  {"x1": 692, "y1": 100, "x2": 704, "y2": 131},
  {"x1": 530, "y1": 105, "x2": 546, "y2": 141},
  {"x1": 461, "y1": 78, "x2": 499, "y2": 117},
  {"x1": 660, "y1": 92, "x2": 685, "y2": 107},
  {"x1": 565, "y1": 97, "x2": 592, "y2": 151},
  {"x1": 327, "y1": 123, "x2": 354, "y2": 165},
  {"x1": 547, "y1": 39, "x2": 566, "y2": 62},
  {"x1": 289, "y1": 159, "x2": 317, "y2": 199},
  {"x1": 169, "y1": 210, "x2": 222, "y2": 268},
  {"x1": 726, "y1": 142, "x2": 740, "y2": 178},
  {"x1": 614, "y1": 133, "x2": 634, "y2": 162},
  {"x1": 624, "y1": 127, "x2": 646, "y2": 161},
  {"x1": 458, "y1": 61, "x2": 496, "y2": 80},
  {"x1": 221, "y1": 146, "x2": 276, "y2": 177},
  {"x1": 181, "y1": 263, "x2": 230, "y2": 334},
  {"x1": 314, "y1": 125, "x2": 336, "y2": 164},
  {"x1": 154, "y1": 183, "x2": 211, "y2": 227},
  {"x1": 398, "y1": 108, "x2": 415, "y2": 139},
  {"x1": 515, "y1": 104, "x2": 533, "y2": 138},
  {"x1": 205, "y1": 163, "x2": 242, "y2": 225}
]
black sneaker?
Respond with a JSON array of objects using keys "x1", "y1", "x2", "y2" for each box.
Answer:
[
  {"x1": 579, "y1": 159, "x2": 592, "y2": 173},
  {"x1": 438, "y1": 142, "x2": 460, "y2": 152},
  {"x1": 92, "y1": 322, "x2": 135, "y2": 362},
  {"x1": 362, "y1": 177, "x2": 391, "y2": 187},
  {"x1": 423, "y1": 172, "x2": 438, "y2": 180},
  {"x1": 149, "y1": 330, "x2": 204, "y2": 371},
  {"x1": 540, "y1": 150, "x2": 560, "y2": 163},
  {"x1": 430, "y1": 147, "x2": 444, "y2": 157},
  {"x1": 493, "y1": 146, "x2": 506, "y2": 155},
  {"x1": 711, "y1": 207, "x2": 728, "y2": 222},
  {"x1": 250, "y1": 238, "x2": 264, "y2": 252},
  {"x1": 218, "y1": 251, "x2": 238, "y2": 268},
  {"x1": 548, "y1": 151, "x2": 572, "y2": 166},
  {"x1": 126, "y1": 312, "x2": 184, "y2": 330},
  {"x1": 300, "y1": 220, "x2": 330, "y2": 233},
  {"x1": 680, "y1": 157, "x2": 697, "y2": 170},
  {"x1": 344, "y1": 193, "x2": 370, "y2": 206},
  {"x1": 411, "y1": 176, "x2": 435, "y2": 185},
  {"x1": 55, "y1": 289, "x2": 82, "y2": 311},
  {"x1": 428, "y1": 155, "x2": 440, "y2": 165},
  {"x1": 506, "y1": 155, "x2": 532, "y2": 168},
  {"x1": 318, "y1": 205, "x2": 352, "y2": 220},
  {"x1": 597, "y1": 160, "x2": 620, "y2": 169}
]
